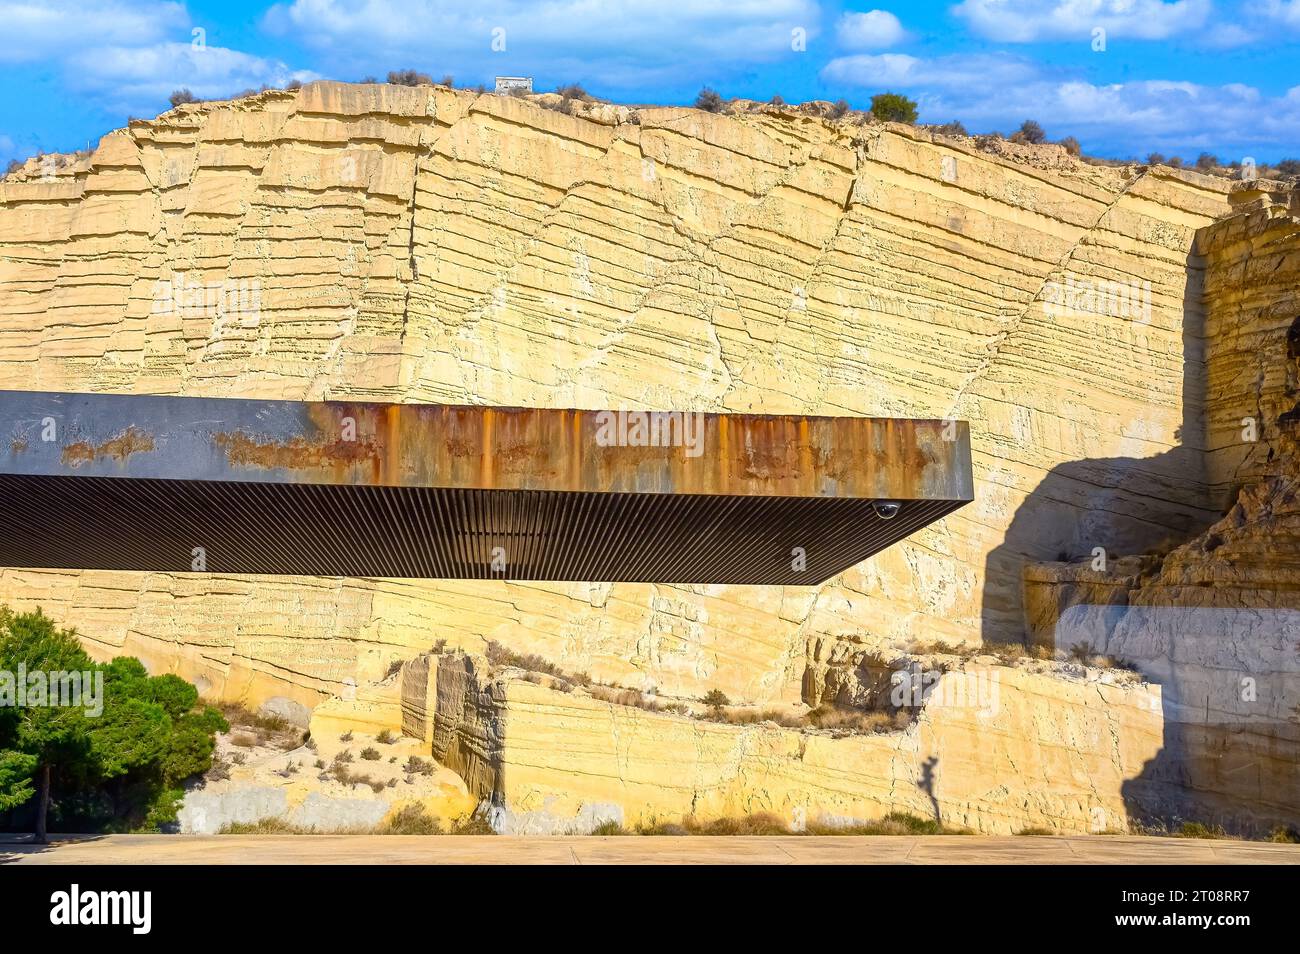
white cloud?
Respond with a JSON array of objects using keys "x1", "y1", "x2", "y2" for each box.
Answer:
[
  {"x1": 1261, "y1": 0, "x2": 1300, "y2": 26},
  {"x1": 820, "y1": 50, "x2": 1300, "y2": 157},
  {"x1": 951, "y1": 0, "x2": 1212, "y2": 42},
  {"x1": 0, "y1": 0, "x2": 187, "y2": 62},
  {"x1": 263, "y1": 0, "x2": 821, "y2": 88},
  {"x1": 837, "y1": 10, "x2": 908, "y2": 49},
  {"x1": 822, "y1": 52, "x2": 1040, "y2": 89},
  {"x1": 71, "y1": 42, "x2": 314, "y2": 108},
  {"x1": 0, "y1": 1, "x2": 313, "y2": 120}
]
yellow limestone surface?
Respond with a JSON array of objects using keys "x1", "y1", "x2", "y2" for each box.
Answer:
[
  {"x1": 0, "y1": 83, "x2": 1238, "y2": 711},
  {"x1": 487, "y1": 666, "x2": 1164, "y2": 835}
]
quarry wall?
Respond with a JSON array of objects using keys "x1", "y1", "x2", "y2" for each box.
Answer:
[{"x1": 0, "y1": 82, "x2": 1244, "y2": 709}]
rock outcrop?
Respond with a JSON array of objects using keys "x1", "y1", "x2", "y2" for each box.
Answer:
[{"x1": 421, "y1": 652, "x2": 1162, "y2": 835}]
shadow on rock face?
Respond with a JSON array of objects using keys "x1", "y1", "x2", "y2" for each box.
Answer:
[{"x1": 979, "y1": 250, "x2": 1300, "y2": 835}]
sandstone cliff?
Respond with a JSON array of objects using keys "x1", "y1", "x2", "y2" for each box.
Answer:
[
  {"x1": 0, "y1": 82, "x2": 1243, "y2": 706},
  {"x1": 2, "y1": 82, "x2": 1296, "y2": 835}
]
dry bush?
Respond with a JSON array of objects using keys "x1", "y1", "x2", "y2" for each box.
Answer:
[
  {"x1": 805, "y1": 812, "x2": 956, "y2": 836},
  {"x1": 683, "y1": 812, "x2": 790, "y2": 835},
  {"x1": 331, "y1": 763, "x2": 385, "y2": 793},
  {"x1": 805, "y1": 705, "x2": 909, "y2": 735},
  {"x1": 221, "y1": 817, "x2": 302, "y2": 834},
  {"x1": 404, "y1": 756, "x2": 435, "y2": 776},
  {"x1": 693, "y1": 700, "x2": 910, "y2": 736},
  {"x1": 216, "y1": 702, "x2": 304, "y2": 749},
  {"x1": 485, "y1": 640, "x2": 591, "y2": 685},
  {"x1": 360, "y1": 746, "x2": 381, "y2": 761},
  {"x1": 588, "y1": 685, "x2": 666, "y2": 712},
  {"x1": 387, "y1": 69, "x2": 432, "y2": 87},
  {"x1": 1175, "y1": 822, "x2": 1226, "y2": 839},
  {"x1": 449, "y1": 815, "x2": 495, "y2": 835},
  {"x1": 555, "y1": 83, "x2": 589, "y2": 100},
  {"x1": 699, "y1": 706, "x2": 804, "y2": 728},
  {"x1": 230, "y1": 731, "x2": 258, "y2": 748},
  {"x1": 636, "y1": 819, "x2": 690, "y2": 836},
  {"x1": 694, "y1": 87, "x2": 725, "y2": 113},
  {"x1": 220, "y1": 818, "x2": 369, "y2": 835},
  {"x1": 380, "y1": 804, "x2": 442, "y2": 834},
  {"x1": 906, "y1": 639, "x2": 968, "y2": 657}
]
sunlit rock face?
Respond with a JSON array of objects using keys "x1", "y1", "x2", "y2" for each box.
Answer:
[
  {"x1": 0, "y1": 82, "x2": 1237, "y2": 704},
  {"x1": 3, "y1": 82, "x2": 1295, "y2": 835}
]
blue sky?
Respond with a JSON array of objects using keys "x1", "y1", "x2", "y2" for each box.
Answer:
[{"x1": 2, "y1": 1, "x2": 1298, "y2": 163}]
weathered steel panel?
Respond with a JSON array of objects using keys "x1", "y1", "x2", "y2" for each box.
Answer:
[{"x1": 0, "y1": 390, "x2": 973, "y2": 584}]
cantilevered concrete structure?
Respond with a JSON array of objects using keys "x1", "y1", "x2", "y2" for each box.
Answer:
[{"x1": 0, "y1": 391, "x2": 973, "y2": 584}]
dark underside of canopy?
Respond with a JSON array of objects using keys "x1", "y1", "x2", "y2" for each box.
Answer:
[{"x1": 0, "y1": 473, "x2": 964, "y2": 584}]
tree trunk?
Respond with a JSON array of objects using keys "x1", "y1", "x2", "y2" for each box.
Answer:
[{"x1": 34, "y1": 762, "x2": 50, "y2": 844}]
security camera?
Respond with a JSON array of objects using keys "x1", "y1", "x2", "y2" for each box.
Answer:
[{"x1": 872, "y1": 500, "x2": 902, "y2": 520}]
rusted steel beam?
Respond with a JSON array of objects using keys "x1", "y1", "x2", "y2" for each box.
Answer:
[{"x1": 0, "y1": 391, "x2": 973, "y2": 584}]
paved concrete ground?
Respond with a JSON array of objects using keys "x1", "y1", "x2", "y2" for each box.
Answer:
[{"x1": 3, "y1": 833, "x2": 1298, "y2": 864}]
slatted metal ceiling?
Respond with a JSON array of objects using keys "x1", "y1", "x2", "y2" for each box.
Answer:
[{"x1": 0, "y1": 474, "x2": 963, "y2": 584}]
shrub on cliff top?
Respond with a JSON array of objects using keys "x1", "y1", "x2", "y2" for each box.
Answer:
[
  {"x1": 1011, "y1": 120, "x2": 1046, "y2": 144},
  {"x1": 694, "y1": 87, "x2": 725, "y2": 113},
  {"x1": 556, "y1": 83, "x2": 589, "y2": 101},
  {"x1": 869, "y1": 92, "x2": 917, "y2": 124},
  {"x1": 168, "y1": 88, "x2": 198, "y2": 108},
  {"x1": 387, "y1": 69, "x2": 432, "y2": 87}
]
